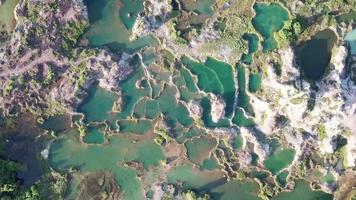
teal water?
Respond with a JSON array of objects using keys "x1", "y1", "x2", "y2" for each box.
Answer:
[
  {"x1": 176, "y1": 127, "x2": 204, "y2": 144},
  {"x1": 118, "y1": 119, "x2": 153, "y2": 134},
  {"x1": 299, "y1": 29, "x2": 337, "y2": 80},
  {"x1": 41, "y1": 115, "x2": 71, "y2": 132},
  {"x1": 336, "y1": 10, "x2": 356, "y2": 23},
  {"x1": 272, "y1": 180, "x2": 333, "y2": 200},
  {"x1": 158, "y1": 85, "x2": 193, "y2": 127},
  {"x1": 78, "y1": 84, "x2": 119, "y2": 125},
  {"x1": 345, "y1": 29, "x2": 356, "y2": 55},
  {"x1": 182, "y1": 56, "x2": 224, "y2": 95},
  {"x1": 277, "y1": 170, "x2": 289, "y2": 187},
  {"x1": 264, "y1": 148, "x2": 295, "y2": 175},
  {"x1": 205, "y1": 57, "x2": 236, "y2": 117},
  {"x1": 167, "y1": 164, "x2": 226, "y2": 191},
  {"x1": 181, "y1": 56, "x2": 235, "y2": 117},
  {"x1": 242, "y1": 33, "x2": 260, "y2": 65},
  {"x1": 167, "y1": 163, "x2": 262, "y2": 200},
  {"x1": 249, "y1": 72, "x2": 262, "y2": 93},
  {"x1": 119, "y1": 64, "x2": 151, "y2": 119},
  {"x1": 236, "y1": 64, "x2": 254, "y2": 115},
  {"x1": 252, "y1": 3, "x2": 289, "y2": 51},
  {"x1": 83, "y1": 0, "x2": 158, "y2": 51},
  {"x1": 174, "y1": 67, "x2": 200, "y2": 102},
  {"x1": 200, "y1": 157, "x2": 220, "y2": 171},
  {"x1": 83, "y1": 126, "x2": 105, "y2": 144},
  {"x1": 180, "y1": 0, "x2": 215, "y2": 16},
  {"x1": 184, "y1": 136, "x2": 217, "y2": 164},
  {"x1": 232, "y1": 107, "x2": 255, "y2": 127},
  {"x1": 200, "y1": 97, "x2": 230, "y2": 128},
  {"x1": 49, "y1": 132, "x2": 165, "y2": 200},
  {"x1": 209, "y1": 180, "x2": 261, "y2": 200}
]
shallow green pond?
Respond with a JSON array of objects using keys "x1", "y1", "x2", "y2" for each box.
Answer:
[
  {"x1": 83, "y1": 0, "x2": 158, "y2": 51},
  {"x1": 167, "y1": 164, "x2": 226, "y2": 191},
  {"x1": 118, "y1": 119, "x2": 153, "y2": 134},
  {"x1": 345, "y1": 29, "x2": 356, "y2": 55},
  {"x1": 209, "y1": 180, "x2": 261, "y2": 200},
  {"x1": 205, "y1": 57, "x2": 235, "y2": 117},
  {"x1": 41, "y1": 115, "x2": 71, "y2": 132},
  {"x1": 264, "y1": 148, "x2": 295, "y2": 175},
  {"x1": 180, "y1": 0, "x2": 215, "y2": 16},
  {"x1": 336, "y1": 10, "x2": 356, "y2": 23},
  {"x1": 200, "y1": 97, "x2": 230, "y2": 128},
  {"x1": 232, "y1": 107, "x2": 255, "y2": 127},
  {"x1": 252, "y1": 3, "x2": 289, "y2": 51},
  {"x1": 182, "y1": 56, "x2": 224, "y2": 95},
  {"x1": 158, "y1": 85, "x2": 193, "y2": 127},
  {"x1": 119, "y1": 64, "x2": 151, "y2": 119},
  {"x1": 78, "y1": 84, "x2": 119, "y2": 125},
  {"x1": 242, "y1": 33, "x2": 260, "y2": 65},
  {"x1": 49, "y1": 132, "x2": 165, "y2": 200},
  {"x1": 184, "y1": 136, "x2": 217, "y2": 164},
  {"x1": 249, "y1": 72, "x2": 262, "y2": 93},
  {"x1": 236, "y1": 64, "x2": 254, "y2": 115},
  {"x1": 272, "y1": 180, "x2": 333, "y2": 200},
  {"x1": 0, "y1": 0, "x2": 19, "y2": 33},
  {"x1": 277, "y1": 170, "x2": 289, "y2": 187},
  {"x1": 299, "y1": 29, "x2": 337, "y2": 80},
  {"x1": 200, "y1": 157, "x2": 220, "y2": 171},
  {"x1": 83, "y1": 126, "x2": 105, "y2": 144}
]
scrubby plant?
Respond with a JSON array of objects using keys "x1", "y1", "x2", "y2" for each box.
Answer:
[{"x1": 316, "y1": 123, "x2": 327, "y2": 140}]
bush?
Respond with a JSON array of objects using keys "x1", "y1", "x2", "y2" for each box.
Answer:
[{"x1": 316, "y1": 123, "x2": 327, "y2": 140}]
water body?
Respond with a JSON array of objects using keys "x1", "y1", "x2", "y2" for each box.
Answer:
[
  {"x1": 83, "y1": 0, "x2": 158, "y2": 51},
  {"x1": 49, "y1": 132, "x2": 165, "y2": 200},
  {"x1": 168, "y1": 164, "x2": 268, "y2": 200},
  {"x1": 184, "y1": 136, "x2": 217, "y2": 164},
  {"x1": 181, "y1": 56, "x2": 224, "y2": 96},
  {"x1": 249, "y1": 72, "x2": 262, "y2": 93},
  {"x1": 78, "y1": 84, "x2": 119, "y2": 125},
  {"x1": 336, "y1": 10, "x2": 356, "y2": 23},
  {"x1": 200, "y1": 157, "x2": 220, "y2": 171},
  {"x1": 272, "y1": 180, "x2": 333, "y2": 200},
  {"x1": 83, "y1": 126, "x2": 105, "y2": 144},
  {"x1": 277, "y1": 170, "x2": 289, "y2": 187},
  {"x1": 264, "y1": 148, "x2": 295, "y2": 175},
  {"x1": 299, "y1": 29, "x2": 337, "y2": 80},
  {"x1": 252, "y1": 3, "x2": 289, "y2": 51},
  {"x1": 209, "y1": 180, "x2": 260, "y2": 200},
  {"x1": 174, "y1": 67, "x2": 200, "y2": 102},
  {"x1": 345, "y1": 29, "x2": 356, "y2": 55},
  {"x1": 236, "y1": 64, "x2": 254, "y2": 115},
  {"x1": 205, "y1": 57, "x2": 236, "y2": 117},
  {"x1": 179, "y1": 0, "x2": 215, "y2": 16},
  {"x1": 119, "y1": 64, "x2": 151, "y2": 119},
  {"x1": 40, "y1": 115, "x2": 72, "y2": 133},
  {"x1": 118, "y1": 119, "x2": 153, "y2": 134},
  {"x1": 232, "y1": 107, "x2": 255, "y2": 127},
  {"x1": 158, "y1": 85, "x2": 193, "y2": 127},
  {"x1": 242, "y1": 33, "x2": 260, "y2": 65},
  {"x1": 167, "y1": 164, "x2": 226, "y2": 192},
  {"x1": 200, "y1": 97, "x2": 230, "y2": 128},
  {"x1": 0, "y1": 0, "x2": 19, "y2": 33}
]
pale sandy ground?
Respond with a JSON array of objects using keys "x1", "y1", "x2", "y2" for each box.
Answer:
[{"x1": 252, "y1": 46, "x2": 356, "y2": 167}]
